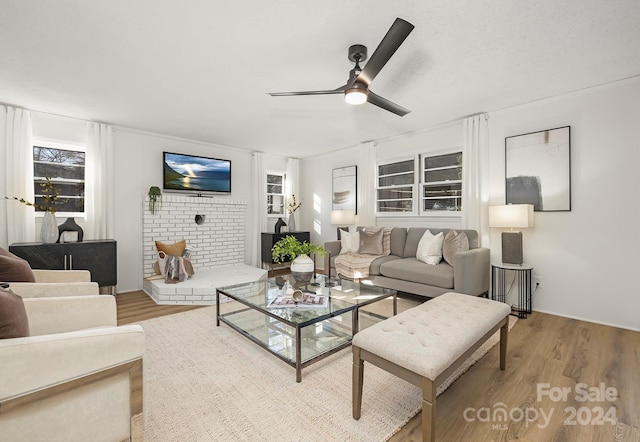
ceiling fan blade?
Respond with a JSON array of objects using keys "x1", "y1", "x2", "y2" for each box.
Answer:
[
  {"x1": 357, "y1": 18, "x2": 414, "y2": 86},
  {"x1": 367, "y1": 91, "x2": 411, "y2": 116},
  {"x1": 268, "y1": 85, "x2": 346, "y2": 96}
]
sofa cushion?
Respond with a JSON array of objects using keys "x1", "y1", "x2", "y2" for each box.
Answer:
[
  {"x1": 403, "y1": 227, "x2": 427, "y2": 258},
  {"x1": 358, "y1": 227, "x2": 384, "y2": 255},
  {"x1": 339, "y1": 230, "x2": 360, "y2": 254},
  {"x1": 0, "y1": 288, "x2": 30, "y2": 338},
  {"x1": 389, "y1": 228, "x2": 407, "y2": 257},
  {"x1": 369, "y1": 255, "x2": 402, "y2": 276},
  {"x1": 443, "y1": 230, "x2": 470, "y2": 266},
  {"x1": 380, "y1": 258, "x2": 454, "y2": 289},
  {"x1": 416, "y1": 230, "x2": 444, "y2": 265},
  {"x1": 0, "y1": 247, "x2": 36, "y2": 282}
]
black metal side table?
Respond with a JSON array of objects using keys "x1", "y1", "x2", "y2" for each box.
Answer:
[{"x1": 491, "y1": 262, "x2": 533, "y2": 319}]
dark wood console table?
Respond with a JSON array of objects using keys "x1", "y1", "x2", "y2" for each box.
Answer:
[
  {"x1": 9, "y1": 240, "x2": 117, "y2": 291},
  {"x1": 261, "y1": 231, "x2": 310, "y2": 270}
]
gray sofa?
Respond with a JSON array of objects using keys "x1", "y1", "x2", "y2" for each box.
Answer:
[{"x1": 324, "y1": 227, "x2": 490, "y2": 298}]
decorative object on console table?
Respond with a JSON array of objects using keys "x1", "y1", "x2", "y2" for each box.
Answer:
[
  {"x1": 41, "y1": 211, "x2": 59, "y2": 244},
  {"x1": 489, "y1": 204, "x2": 534, "y2": 265},
  {"x1": 4, "y1": 177, "x2": 64, "y2": 244},
  {"x1": 57, "y1": 217, "x2": 83, "y2": 243},
  {"x1": 330, "y1": 209, "x2": 355, "y2": 240},
  {"x1": 271, "y1": 235, "x2": 325, "y2": 286},
  {"x1": 260, "y1": 232, "x2": 310, "y2": 269},
  {"x1": 274, "y1": 217, "x2": 286, "y2": 234},
  {"x1": 287, "y1": 194, "x2": 301, "y2": 232},
  {"x1": 9, "y1": 240, "x2": 117, "y2": 290}
]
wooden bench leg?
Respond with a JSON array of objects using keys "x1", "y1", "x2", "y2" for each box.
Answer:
[
  {"x1": 500, "y1": 318, "x2": 509, "y2": 370},
  {"x1": 352, "y1": 346, "x2": 364, "y2": 420},
  {"x1": 422, "y1": 377, "x2": 436, "y2": 442}
]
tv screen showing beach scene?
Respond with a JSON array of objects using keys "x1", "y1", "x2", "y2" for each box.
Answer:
[{"x1": 163, "y1": 152, "x2": 231, "y2": 194}]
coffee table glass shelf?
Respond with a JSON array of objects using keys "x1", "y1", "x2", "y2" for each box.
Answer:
[{"x1": 216, "y1": 275, "x2": 397, "y2": 382}]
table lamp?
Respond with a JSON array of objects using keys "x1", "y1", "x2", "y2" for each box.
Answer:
[
  {"x1": 489, "y1": 204, "x2": 534, "y2": 265},
  {"x1": 330, "y1": 210, "x2": 355, "y2": 240}
]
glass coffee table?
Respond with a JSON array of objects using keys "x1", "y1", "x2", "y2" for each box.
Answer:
[{"x1": 216, "y1": 275, "x2": 397, "y2": 382}]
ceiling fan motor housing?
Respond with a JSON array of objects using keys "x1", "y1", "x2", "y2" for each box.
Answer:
[{"x1": 348, "y1": 44, "x2": 367, "y2": 63}]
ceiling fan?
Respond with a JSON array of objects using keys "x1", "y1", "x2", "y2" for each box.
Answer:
[{"x1": 268, "y1": 18, "x2": 415, "y2": 117}]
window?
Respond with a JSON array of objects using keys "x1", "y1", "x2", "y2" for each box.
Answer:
[
  {"x1": 421, "y1": 152, "x2": 463, "y2": 212},
  {"x1": 376, "y1": 149, "x2": 463, "y2": 216},
  {"x1": 376, "y1": 158, "x2": 416, "y2": 214},
  {"x1": 33, "y1": 143, "x2": 85, "y2": 214},
  {"x1": 266, "y1": 172, "x2": 285, "y2": 216}
]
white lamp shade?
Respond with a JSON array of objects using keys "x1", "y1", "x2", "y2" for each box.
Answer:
[
  {"x1": 330, "y1": 210, "x2": 355, "y2": 225},
  {"x1": 489, "y1": 204, "x2": 534, "y2": 229}
]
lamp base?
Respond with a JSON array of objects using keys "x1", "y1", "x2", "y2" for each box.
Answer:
[{"x1": 502, "y1": 231, "x2": 523, "y2": 265}]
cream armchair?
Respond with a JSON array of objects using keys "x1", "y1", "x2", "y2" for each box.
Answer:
[
  {"x1": 7, "y1": 269, "x2": 99, "y2": 298},
  {"x1": 0, "y1": 295, "x2": 144, "y2": 442}
]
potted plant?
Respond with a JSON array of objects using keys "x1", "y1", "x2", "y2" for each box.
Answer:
[
  {"x1": 271, "y1": 235, "x2": 325, "y2": 285},
  {"x1": 287, "y1": 194, "x2": 301, "y2": 231},
  {"x1": 5, "y1": 178, "x2": 64, "y2": 243}
]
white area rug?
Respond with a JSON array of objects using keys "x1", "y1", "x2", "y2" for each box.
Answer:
[{"x1": 132, "y1": 307, "x2": 516, "y2": 441}]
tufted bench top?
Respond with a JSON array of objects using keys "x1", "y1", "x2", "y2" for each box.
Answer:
[{"x1": 352, "y1": 291, "x2": 511, "y2": 381}]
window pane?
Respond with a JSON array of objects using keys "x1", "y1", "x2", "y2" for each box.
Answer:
[
  {"x1": 422, "y1": 198, "x2": 461, "y2": 211},
  {"x1": 267, "y1": 184, "x2": 283, "y2": 194},
  {"x1": 34, "y1": 163, "x2": 85, "y2": 180},
  {"x1": 378, "y1": 160, "x2": 414, "y2": 177},
  {"x1": 423, "y1": 183, "x2": 462, "y2": 198},
  {"x1": 378, "y1": 187, "x2": 413, "y2": 200},
  {"x1": 423, "y1": 153, "x2": 460, "y2": 169},
  {"x1": 424, "y1": 167, "x2": 462, "y2": 183},
  {"x1": 378, "y1": 173, "x2": 414, "y2": 187},
  {"x1": 34, "y1": 196, "x2": 84, "y2": 213},
  {"x1": 267, "y1": 174, "x2": 283, "y2": 185},
  {"x1": 378, "y1": 200, "x2": 413, "y2": 212},
  {"x1": 33, "y1": 147, "x2": 85, "y2": 165}
]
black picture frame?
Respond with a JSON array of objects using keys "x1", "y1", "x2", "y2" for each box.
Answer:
[
  {"x1": 332, "y1": 165, "x2": 357, "y2": 214},
  {"x1": 505, "y1": 126, "x2": 571, "y2": 211}
]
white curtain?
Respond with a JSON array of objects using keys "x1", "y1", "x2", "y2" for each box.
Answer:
[
  {"x1": 357, "y1": 142, "x2": 376, "y2": 227},
  {"x1": 3, "y1": 106, "x2": 35, "y2": 245},
  {"x1": 285, "y1": 157, "x2": 299, "y2": 226},
  {"x1": 462, "y1": 114, "x2": 490, "y2": 246},
  {"x1": 85, "y1": 122, "x2": 114, "y2": 240},
  {"x1": 248, "y1": 152, "x2": 267, "y2": 267}
]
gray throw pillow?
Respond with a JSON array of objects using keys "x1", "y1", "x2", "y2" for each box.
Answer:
[
  {"x1": 443, "y1": 230, "x2": 470, "y2": 266},
  {"x1": 0, "y1": 288, "x2": 30, "y2": 339},
  {"x1": 359, "y1": 227, "x2": 384, "y2": 255},
  {"x1": 0, "y1": 247, "x2": 36, "y2": 282}
]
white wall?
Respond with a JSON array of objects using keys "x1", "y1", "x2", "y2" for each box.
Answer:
[
  {"x1": 300, "y1": 78, "x2": 640, "y2": 331},
  {"x1": 488, "y1": 78, "x2": 640, "y2": 331},
  {"x1": 112, "y1": 128, "x2": 255, "y2": 292}
]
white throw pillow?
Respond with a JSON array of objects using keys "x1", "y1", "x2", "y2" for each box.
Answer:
[
  {"x1": 339, "y1": 230, "x2": 360, "y2": 254},
  {"x1": 416, "y1": 230, "x2": 444, "y2": 265}
]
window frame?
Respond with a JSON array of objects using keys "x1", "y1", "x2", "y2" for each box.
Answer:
[
  {"x1": 375, "y1": 147, "x2": 464, "y2": 218},
  {"x1": 266, "y1": 171, "x2": 286, "y2": 217},
  {"x1": 375, "y1": 155, "x2": 418, "y2": 217},
  {"x1": 32, "y1": 139, "x2": 86, "y2": 218},
  {"x1": 419, "y1": 148, "x2": 463, "y2": 217}
]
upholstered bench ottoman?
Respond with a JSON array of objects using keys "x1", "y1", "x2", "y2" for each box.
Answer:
[{"x1": 352, "y1": 291, "x2": 511, "y2": 442}]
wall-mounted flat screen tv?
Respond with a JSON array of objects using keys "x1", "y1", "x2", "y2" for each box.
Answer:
[{"x1": 163, "y1": 152, "x2": 231, "y2": 194}]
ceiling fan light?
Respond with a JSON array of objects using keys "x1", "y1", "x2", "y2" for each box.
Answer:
[{"x1": 344, "y1": 84, "x2": 368, "y2": 105}]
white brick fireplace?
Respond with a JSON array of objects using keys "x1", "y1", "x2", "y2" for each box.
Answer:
[{"x1": 141, "y1": 194, "x2": 265, "y2": 304}]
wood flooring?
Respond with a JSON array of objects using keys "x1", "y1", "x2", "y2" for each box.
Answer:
[{"x1": 116, "y1": 290, "x2": 640, "y2": 441}]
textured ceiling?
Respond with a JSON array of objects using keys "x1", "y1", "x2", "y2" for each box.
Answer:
[{"x1": 1, "y1": 0, "x2": 639, "y2": 158}]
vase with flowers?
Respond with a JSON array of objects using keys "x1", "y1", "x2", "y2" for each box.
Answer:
[
  {"x1": 5, "y1": 178, "x2": 64, "y2": 243},
  {"x1": 287, "y1": 194, "x2": 301, "y2": 232}
]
